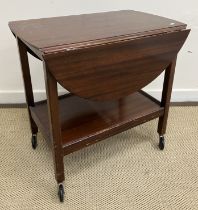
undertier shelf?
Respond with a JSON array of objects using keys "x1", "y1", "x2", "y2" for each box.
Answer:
[{"x1": 30, "y1": 91, "x2": 164, "y2": 155}]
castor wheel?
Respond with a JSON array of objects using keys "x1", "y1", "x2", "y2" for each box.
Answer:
[
  {"x1": 58, "y1": 183, "x2": 65, "y2": 202},
  {"x1": 159, "y1": 136, "x2": 165, "y2": 150},
  {"x1": 31, "y1": 134, "x2": 37, "y2": 149}
]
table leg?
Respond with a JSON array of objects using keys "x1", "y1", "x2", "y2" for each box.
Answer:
[
  {"x1": 157, "y1": 57, "x2": 177, "y2": 149},
  {"x1": 43, "y1": 63, "x2": 65, "y2": 202},
  {"x1": 17, "y1": 38, "x2": 38, "y2": 138}
]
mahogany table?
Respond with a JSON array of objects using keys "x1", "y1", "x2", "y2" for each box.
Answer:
[{"x1": 9, "y1": 10, "x2": 190, "y2": 202}]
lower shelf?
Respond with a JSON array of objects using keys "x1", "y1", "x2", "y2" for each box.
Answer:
[{"x1": 30, "y1": 91, "x2": 164, "y2": 155}]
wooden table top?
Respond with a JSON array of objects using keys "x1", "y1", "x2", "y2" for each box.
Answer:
[{"x1": 9, "y1": 10, "x2": 186, "y2": 53}]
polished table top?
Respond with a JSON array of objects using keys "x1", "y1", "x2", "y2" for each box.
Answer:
[
  {"x1": 9, "y1": 10, "x2": 189, "y2": 101},
  {"x1": 9, "y1": 10, "x2": 186, "y2": 53}
]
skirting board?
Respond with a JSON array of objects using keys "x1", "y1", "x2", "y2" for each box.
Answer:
[{"x1": 0, "y1": 89, "x2": 198, "y2": 104}]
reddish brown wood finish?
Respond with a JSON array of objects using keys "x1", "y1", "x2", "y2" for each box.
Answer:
[
  {"x1": 45, "y1": 30, "x2": 190, "y2": 100},
  {"x1": 158, "y1": 58, "x2": 177, "y2": 135},
  {"x1": 43, "y1": 64, "x2": 65, "y2": 183},
  {"x1": 17, "y1": 38, "x2": 38, "y2": 134},
  {"x1": 29, "y1": 91, "x2": 164, "y2": 155},
  {"x1": 9, "y1": 10, "x2": 186, "y2": 53},
  {"x1": 9, "y1": 10, "x2": 190, "y2": 199}
]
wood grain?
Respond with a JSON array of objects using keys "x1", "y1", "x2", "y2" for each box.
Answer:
[
  {"x1": 158, "y1": 58, "x2": 177, "y2": 135},
  {"x1": 17, "y1": 38, "x2": 38, "y2": 134},
  {"x1": 30, "y1": 91, "x2": 164, "y2": 155},
  {"x1": 9, "y1": 11, "x2": 190, "y2": 195},
  {"x1": 9, "y1": 10, "x2": 186, "y2": 54},
  {"x1": 43, "y1": 65, "x2": 65, "y2": 183},
  {"x1": 45, "y1": 30, "x2": 190, "y2": 100}
]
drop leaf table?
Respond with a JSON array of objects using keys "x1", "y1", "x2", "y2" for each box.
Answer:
[{"x1": 9, "y1": 10, "x2": 190, "y2": 202}]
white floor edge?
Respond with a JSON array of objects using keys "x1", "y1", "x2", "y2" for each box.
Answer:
[{"x1": 0, "y1": 89, "x2": 198, "y2": 104}]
